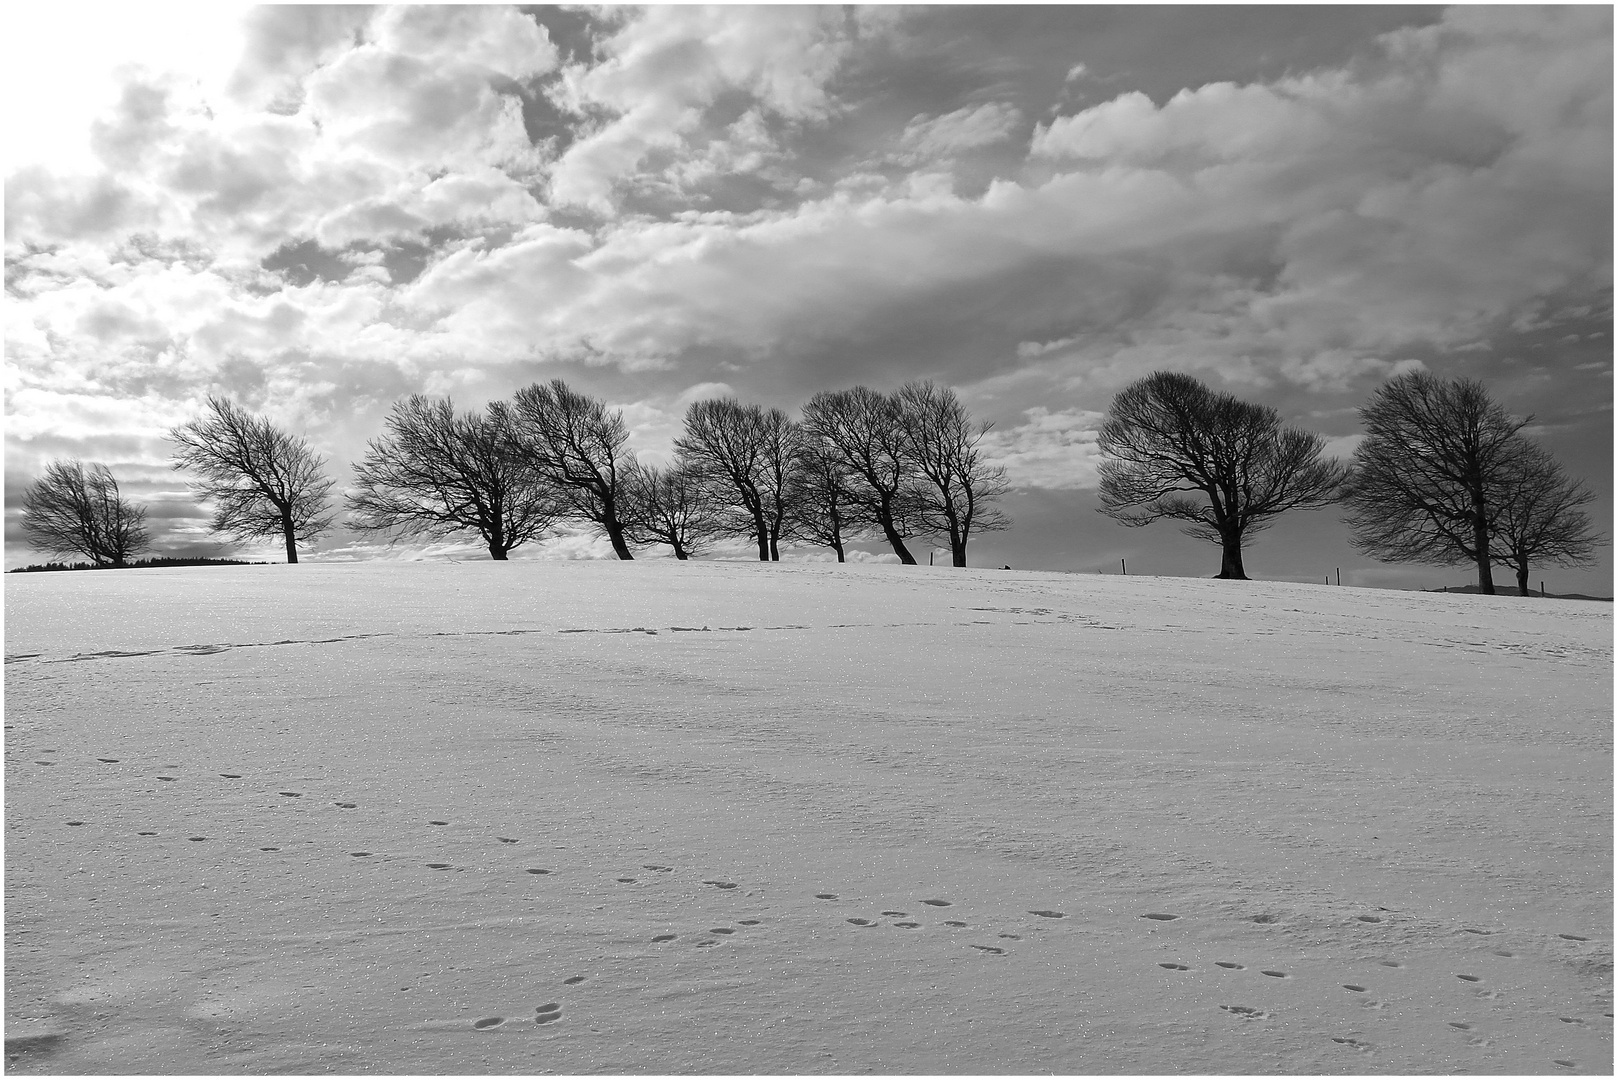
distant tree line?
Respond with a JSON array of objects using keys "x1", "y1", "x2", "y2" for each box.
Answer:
[
  {"x1": 19, "y1": 380, "x2": 1010, "y2": 570},
  {"x1": 18, "y1": 371, "x2": 1600, "y2": 596}
]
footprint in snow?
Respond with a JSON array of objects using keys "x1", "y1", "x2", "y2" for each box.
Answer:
[
  {"x1": 651, "y1": 934, "x2": 676, "y2": 943},
  {"x1": 710, "y1": 928, "x2": 736, "y2": 935},
  {"x1": 65, "y1": 821, "x2": 84, "y2": 827},
  {"x1": 643, "y1": 864, "x2": 673, "y2": 872},
  {"x1": 1221, "y1": 1005, "x2": 1266, "y2": 1019},
  {"x1": 34, "y1": 761, "x2": 55, "y2": 766},
  {"x1": 220, "y1": 773, "x2": 241, "y2": 778},
  {"x1": 969, "y1": 945, "x2": 1005, "y2": 955},
  {"x1": 1216, "y1": 962, "x2": 1245, "y2": 970},
  {"x1": 188, "y1": 836, "x2": 207, "y2": 842},
  {"x1": 1459, "y1": 928, "x2": 1493, "y2": 935},
  {"x1": 998, "y1": 933, "x2": 1020, "y2": 940},
  {"x1": 1558, "y1": 934, "x2": 1588, "y2": 941},
  {"x1": 351, "y1": 851, "x2": 372, "y2": 858},
  {"x1": 535, "y1": 1003, "x2": 562, "y2": 1025},
  {"x1": 739, "y1": 920, "x2": 761, "y2": 926},
  {"x1": 279, "y1": 791, "x2": 301, "y2": 797},
  {"x1": 815, "y1": 893, "x2": 837, "y2": 900},
  {"x1": 703, "y1": 880, "x2": 737, "y2": 890},
  {"x1": 1160, "y1": 963, "x2": 1191, "y2": 970},
  {"x1": 497, "y1": 837, "x2": 519, "y2": 844},
  {"x1": 1141, "y1": 913, "x2": 1179, "y2": 921},
  {"x1": 137, "y1": 831, "x2": 157, "y2": 836},
  {"x1": 1261, "y1": 970, "x2": 1289, "y2": 978},
  {"x1": 1343, "y1": 984, "x2": 1367, "y2": 992},
  {"x1": 1029, "y1": 910, "x2": 1065, "y2": 919},
  {"x1": 98, "y1": 758, "x2": 119, "y2": 764},
  {"x1": 1448, "y1": 1022, "x2": 1472, "y2": 1030},
  {"x1": 427, "y1": 863, "x2": 452, "y2": 870},
  {"x1": 428, "y1": 821, "x2": 449, "y2": 826},
  {"x1": 1356, "y1": 915, "x2": 1382, "y2": 923},
  {"x1": 1331, "y1": 1037, "x2": 1370, "y2": 1051},
  {"x1": 881, "y1": 910, "x2": 906, "y2": 917},
  {"x1": 1554, "y1": 1060, "x2": 1576, "y2": 1070},
  {"x1": 526, "y1": 868, "x2": 551, "y2": 875},
  {"x1": 334, "y1": 802, "x2": 357, "y2": 809},
  {"x1": 1455, "y1": 974, "x2": 1481, "y2": 982},
  {"x1": 943, "y1": 920, "x2": 967, "y2": 927},
  {"x1": 1379, "y1": 960, "x2": 1403, "y2": 968},
  {"x1": 472, "y1": 1017, "x2": 505, "y2": 1030},
  {"x1": 616, "y1": 878, "x2": 637, "y2": 883},
  {"x1": 1559, "y1": 1017, "x2": 1586, "y2": 1025},
  {"x1": 261, "y1": 847, "x2": 279, "y2": 852},
  {"x1": 894, "y1": 922, "x2": 920, "y2": 929},
  {"x1": 563, "y1": 976, "x2": 585, "y2": 985},
  {"x1": 920, "y1": 899, "x2": 952, "y2": 907},
  {"x1": 847, "y1": 918, "x2": 874, "y2": 926}
]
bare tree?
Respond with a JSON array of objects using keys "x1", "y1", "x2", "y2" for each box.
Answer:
[
  {"x1": 1489, "y1": 438, "x2": 1604, "y2": 596},
  {"x1": 496, "y1": 379, "x2": 636, "y2": 559},
  {"x1": 20, "y1": 459, "x2": 151, "y2": 567},
  {"x1": 896, "y1": 381, "x2": 1010, "y2": 567},
  {"x1": 1098, "y1": 372, "x2": 1347, "y2": 579},
  {"x1": 346, "y1": 395, "x2": 564, "y2": 560},
  {"x1": 1343, "y1": 373, "x2": 1529, "y2": 594},
  {"x1": 801, "y1": 387, "x2": 926, "y2": 564},
  {"x1": 621, "y1": 460, "x2": 722, "y2": 560},
  {"x1": 169, "y1": 396, "x2": 335, "y2": 564},
  {"x1": 786, "y1": 439, "x2": 866, "y2": 562},
  {"x1": 673, "y1": 399, "x2": 802, "y2": 561}
]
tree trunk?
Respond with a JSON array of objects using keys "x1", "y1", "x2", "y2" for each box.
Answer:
[
  {"x1": 283, "y1": 517, "x2": 299, "y2": 564},
  {"x1": 1215, "y1": 529, "x2": 1247, "y2": 579},
  {"x1": 881, "y1": 520, "x2": 916, "y2": 564},
  {"x1": 604, "y1": 518, "x2": 634, "y2": 559},
  {"x1": 833, "y1": 543, "x2": 845, "y2": 563},
  {"x1": 754, "y1": 512, "x2": 770, "y2": 561},
  {"x1": 1516, "y1": 561, "x2": 1530, "y2": 597},
  {"x1": 1470, "y1": 491, "x2": 1495, "y2": 594},
  {"x1": 489, "y1": 544, "x2": 509, "y2": 561}
]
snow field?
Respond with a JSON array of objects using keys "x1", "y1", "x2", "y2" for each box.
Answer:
[{"x1": 4, "y1": 560, "x2": 1612, "y2": 1073}]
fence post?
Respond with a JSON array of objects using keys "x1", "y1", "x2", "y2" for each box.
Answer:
[{"x1": 1121, "y1": 558, "x2": 1126, "y2": 576}]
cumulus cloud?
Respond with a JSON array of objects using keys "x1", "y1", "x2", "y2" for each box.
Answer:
[{"x1": 979, "y1": 407, "x2": 1107, "y2": 490}]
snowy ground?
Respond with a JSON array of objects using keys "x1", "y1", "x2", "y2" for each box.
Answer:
[{"x1": 4, "y1": 561, "x2": 1612, "y2": 1075}]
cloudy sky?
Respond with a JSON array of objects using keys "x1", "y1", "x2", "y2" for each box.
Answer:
[{"x1": 5, "y1": 4, "x2": 1612, "y2": 590}]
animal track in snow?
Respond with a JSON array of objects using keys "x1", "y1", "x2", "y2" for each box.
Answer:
[
  {"x1": 702, "y1": 880, "x2": 737, "y2": 890},
  {"x1": 969, "y1": 945, "x2": 1004, "y2": 955},
  {"x1": 1160, "y1": 963, "x2": 1191, "y2": 970},
  {"x1": 1216, "y1": 962, "x2": 1244, "y2": 970},
  {"x1": 920, "y1": 899, "x2": 952, "y2": 907},
  {"x1": 1029, "y1": 910, "x2": 1065, "y2": 919},
  {"x1": 1221, "y1": 1005, "x2": 1266, "y2": 1019},
  {"x1": 1141, "y1": 912, "x2": 1179, "y2": 921}
]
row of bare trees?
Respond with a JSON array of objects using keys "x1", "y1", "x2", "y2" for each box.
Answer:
[
  {"x1": 1095, "y1": 371, "x2": 1602, "y2": 595},
  {"x1": 346, "y1": 379, "x2": 1009, "y2": 564},
  {"x1": 21, "y1": 380, "x2": 1010, "y2": 568}
]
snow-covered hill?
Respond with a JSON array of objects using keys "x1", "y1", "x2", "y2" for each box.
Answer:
[{"x1": 5, "y1": 562, "x2": 1611, "y2": 1074}]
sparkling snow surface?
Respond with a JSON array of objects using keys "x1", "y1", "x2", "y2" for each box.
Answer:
[{"x1": 5, "y1": 561, "x2": 1612, "y2": 1074}]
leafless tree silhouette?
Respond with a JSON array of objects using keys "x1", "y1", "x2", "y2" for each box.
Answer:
[
  {"x1": 169, "y1": 396, "x2": 335, "y2": 564},
  {"x1": 897, "y1": 381, "x2": 1010, "y2": 567},
  {"x1": 786, "y1": 439, "x2": 866, "y2": 562},
  {"x1": 1098, "y1": 372, "x2": 1347, "y2": 579},
  {"x1": 1489, "y1": 437, "x2": 1603, "y2": 596},
  {"x1": 497, "y1": 379, "x2": 637, "y2": 559},
  {"x1": 674, "y1": 398, "x2": 801, "y2": 560},
  {"x1": 801, "y1": 387, "x2": 926, "y2": 564},
  {"x1": 21, "y1": 460, "x2": 151, "y2": 567},
  {"x1": 347, "y1": 395, "x2": 565, "y2": 560},
  {"x1": 1343, "y1": 373, "x2": 1529, "y2": 594},
  {"x1": 621, "y1": 460, "x2": 722, "y2": 560}
]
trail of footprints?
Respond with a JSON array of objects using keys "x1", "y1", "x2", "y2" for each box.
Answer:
[{"x1": 21, "y1": 752, "x2": 1608, "y2": 1064}]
